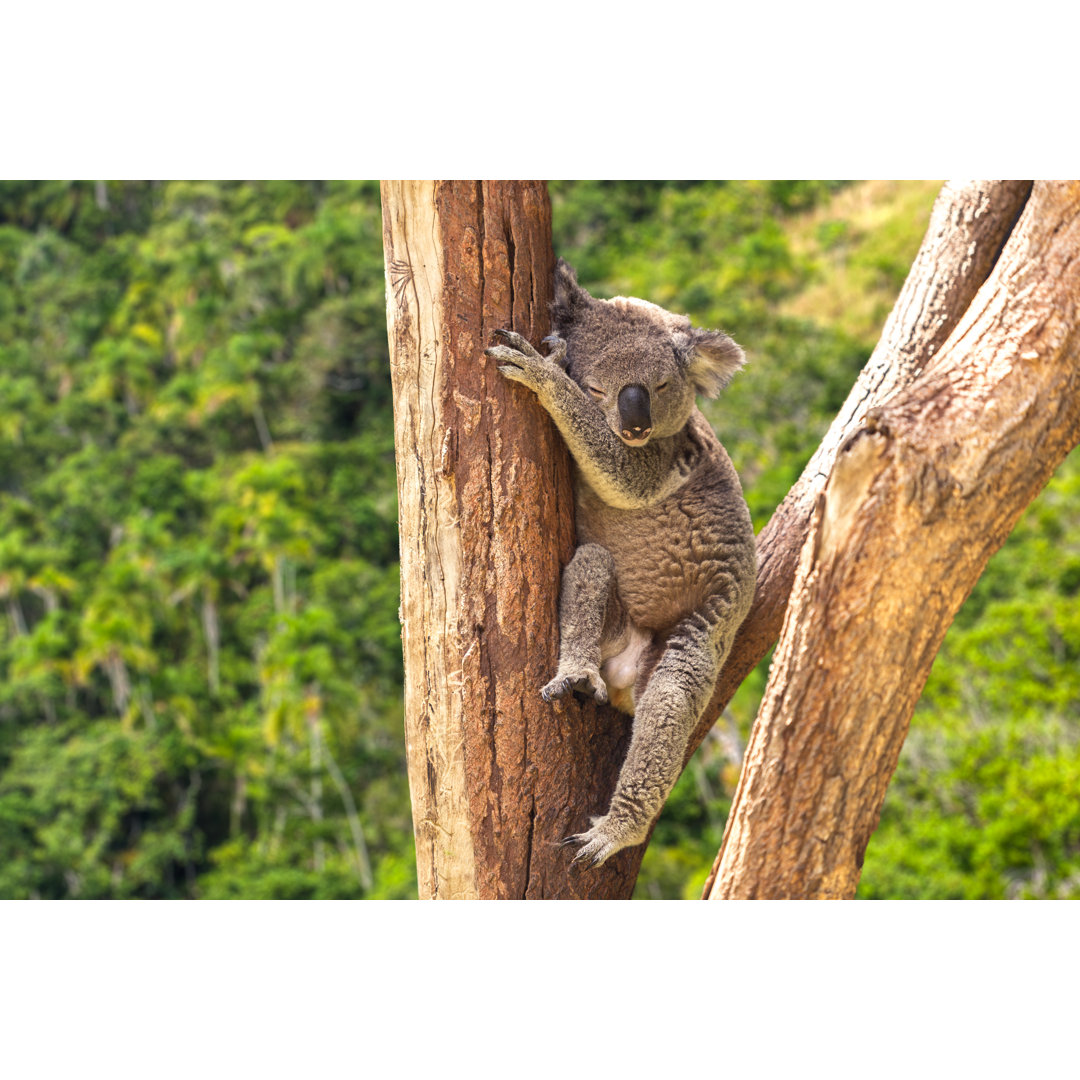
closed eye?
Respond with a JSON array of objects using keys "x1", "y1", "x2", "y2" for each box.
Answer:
[
  {"x1": 655, "y1": 381, "x2": 669, "y2": 393},
  {"x1": 588, "y1": 385, "x2": 605, "y2": 399}
]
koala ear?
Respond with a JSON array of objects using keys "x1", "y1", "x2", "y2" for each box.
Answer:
[
  {"x1": 678, "y1": 328, "x2": 745, "y2": 398},
  {"x1": 551, "y1": 259, "x2": 591, "y2": 330}
]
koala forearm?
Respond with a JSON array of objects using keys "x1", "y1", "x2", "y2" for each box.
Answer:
[{"x1": 489, "y1": 329, "x2": 689, "y2": 507}]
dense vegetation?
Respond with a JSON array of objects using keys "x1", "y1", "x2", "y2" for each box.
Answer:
[
  {"x1": 0, "y1": 182, "x2": 411, "y2": 898},
  {"x1": 1, "y1": 180, "x2": 1077, "y2": 899}
]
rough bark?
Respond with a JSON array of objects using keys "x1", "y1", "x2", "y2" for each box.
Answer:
[
  {"x1": 687, "y1": 181, "x2": 1033, "y2": 763},
  {"x1": 382, "y1": 181, "x2": 642, "y2": 899},
  {"x1": 704, "y1": 180, "x2": 1080, "y2": 899}
]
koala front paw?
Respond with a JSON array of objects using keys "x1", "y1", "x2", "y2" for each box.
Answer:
[
  {"x1": 562, "y1": 814, "x2": 648, "y2": 868},
  {"x1": 485, "y1": 329, "x2": 566, "y2": 391},
  {"x1": 541, "y1": 666, "x2": 608, "y2": 705}
]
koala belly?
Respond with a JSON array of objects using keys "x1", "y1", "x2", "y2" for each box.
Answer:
[{"x1": 578, "y1": 492, "x2": 735, "y2": 634}]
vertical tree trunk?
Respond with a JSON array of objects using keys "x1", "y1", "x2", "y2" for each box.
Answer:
[
  {"x1": 382, "y1": 181, "x2": 643, "y2": 898},
  {"x1": 705, "y1": 180, "x2": 1080, "y2": 899}
]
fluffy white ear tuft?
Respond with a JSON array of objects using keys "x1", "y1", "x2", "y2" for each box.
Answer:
[{"x1": 680, "y1": 328, "x2": 745, "y2": 398}]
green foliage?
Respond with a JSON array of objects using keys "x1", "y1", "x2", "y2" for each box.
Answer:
[
  {"x1": 0, "y1": 181, "x2": 409, "y2": 898},
  {"x1": 0, "y1": 720, "x2": 200, "y2": 898},
  {"x1": 859, "y1": 713, "x2": 1080, "y2": 899}
]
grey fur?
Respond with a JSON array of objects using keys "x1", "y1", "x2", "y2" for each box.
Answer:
[{"x1": 485, "y1": 259, "x2": 756, "y2": 867}]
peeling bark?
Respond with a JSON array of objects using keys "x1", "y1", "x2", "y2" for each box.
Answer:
[
  {"x1": 704, "y1": 180, "x2": 1080, "y2": 899},
  {"x1": 383, "y1": 181, "x2": 642, "y2": 898}
]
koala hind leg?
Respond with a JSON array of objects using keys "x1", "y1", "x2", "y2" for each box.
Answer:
[
  {"x1": 541, "y1": 543, "x2": 624, "y2": 705},
  {"x1": 565, "y1": 609, "x2": 727, "y2": 867}
]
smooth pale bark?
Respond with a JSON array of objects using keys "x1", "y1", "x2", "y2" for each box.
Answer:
[
  {"x1": 705, "y1": 180, "x2": 1080, "y2": 899},
  {"x1": 383, "y1": 181, "x2": 643, "y2": 899},
  {"x1": 686, "y1": 181, "x2": 1032, "y2": 763}
]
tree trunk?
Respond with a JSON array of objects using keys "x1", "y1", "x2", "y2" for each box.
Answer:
[
  {"x1": 382, "y1": 181, "x2": 643, "y2": 898},
  {"x1": 705, "y1": 180, "x2": 1080, "y2": 898}
]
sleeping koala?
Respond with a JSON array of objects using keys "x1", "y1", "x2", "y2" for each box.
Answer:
[{"x1": 485, "y1": 260, "x2": 756, "y2": 867}]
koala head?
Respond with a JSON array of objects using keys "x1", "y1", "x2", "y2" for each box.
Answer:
[{"x1": 550, "y1": 259, "x2": 744, "y2": 447}]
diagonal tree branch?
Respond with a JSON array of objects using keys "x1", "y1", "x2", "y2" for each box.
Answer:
[
  {"x1": 704, "y1": 179, "x2": 1080, "y2": 899},
  {"x1": 685, "y1": 181, "x2": 1033, "y2": 766}
]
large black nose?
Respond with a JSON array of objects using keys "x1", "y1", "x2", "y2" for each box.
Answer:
[{"x1": 617, "y1": 384, "x2": 652, "y2": 441}]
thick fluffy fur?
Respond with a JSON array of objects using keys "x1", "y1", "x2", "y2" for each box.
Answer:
[{"x1": 485, "y1": 260, "x2": 756, "y2": 866}]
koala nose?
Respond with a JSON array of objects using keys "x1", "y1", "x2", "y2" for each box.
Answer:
[{"x1": 618, "y1": 384, "x2": 652, "y2": 441}]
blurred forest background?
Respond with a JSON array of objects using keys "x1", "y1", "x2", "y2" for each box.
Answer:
[{"x1": 1, "y1": 179, "x2": 1078, "y2": 900}]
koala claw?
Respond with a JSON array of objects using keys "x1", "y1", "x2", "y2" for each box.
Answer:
[
  {"x1": 541, "y1": 668, "x2": 607, "y2": 704},
  {"x1": 491, "y1": 328, "x2": 539, "y2": 356},
  {"x1": 487, "y1": 342, "x2": 548, "y2": 392},
  {"x1": 541, "y1": 334, "x2": 568, "y2": 367},
  {"x1": 495, "y1": 362, "x2": 528, "y2": 384},
  {"x1": 566, "y1": 837, "x2": 616, "y2": 869},
  {"x1": 488, "y1": 330, "x2": 568, "y2": 385},
  {"x1": 563, "y1": 815, "x2": 646, "y2": 868},
  {"x1": 562, "y1": 828, "x2": 620, "y2": 868}
]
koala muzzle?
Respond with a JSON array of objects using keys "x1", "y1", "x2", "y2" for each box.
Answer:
[{"x1": 617, "y1": 384, "x2": 653, "y2": 444}]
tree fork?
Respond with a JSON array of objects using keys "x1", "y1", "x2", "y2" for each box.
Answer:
[
  {"x1": 705, "y1": 179, "x2": 1080, "y2": 899},
  {"x1": 382, "y1": 181, "x2": 643, "y2": 898},
  {"x1": 383, "y1": 180, "x2": 1057, "y2": 900}
]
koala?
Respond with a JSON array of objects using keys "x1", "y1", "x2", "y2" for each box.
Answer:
[{"x1": 485, "y1": 259, "x2": 757, "y2": 867}]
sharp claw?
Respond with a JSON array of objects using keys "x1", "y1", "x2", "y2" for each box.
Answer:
[
  {"x1": 561, "y1": 820, "x2": 625, "y2": 868},
  {"x1": 540, "y1": 677, "x2": 567, "y2": 702}
]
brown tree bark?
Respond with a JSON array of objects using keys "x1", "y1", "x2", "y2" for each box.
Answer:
[
  {"x1": 687, "y1": 181, "x2": 1033, "y2": 763},
  {"x1": 382, "y1": 181, "x2": 643, "y2": 898},
  {"x1": 704, "y1": 180, "x2": 1080, "y2": 899}
]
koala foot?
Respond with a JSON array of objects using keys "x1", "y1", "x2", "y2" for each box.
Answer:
[
  {"x1": 541, "y1": 666, "x2": 608, "y2": 705},
  {"x1": 562, "y1": 814, "x2": 648, "y2": 868}
]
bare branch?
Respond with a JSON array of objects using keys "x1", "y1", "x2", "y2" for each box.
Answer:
[{"x1": 687, "y1": 181, "x2": 1033, "y2": 764}]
